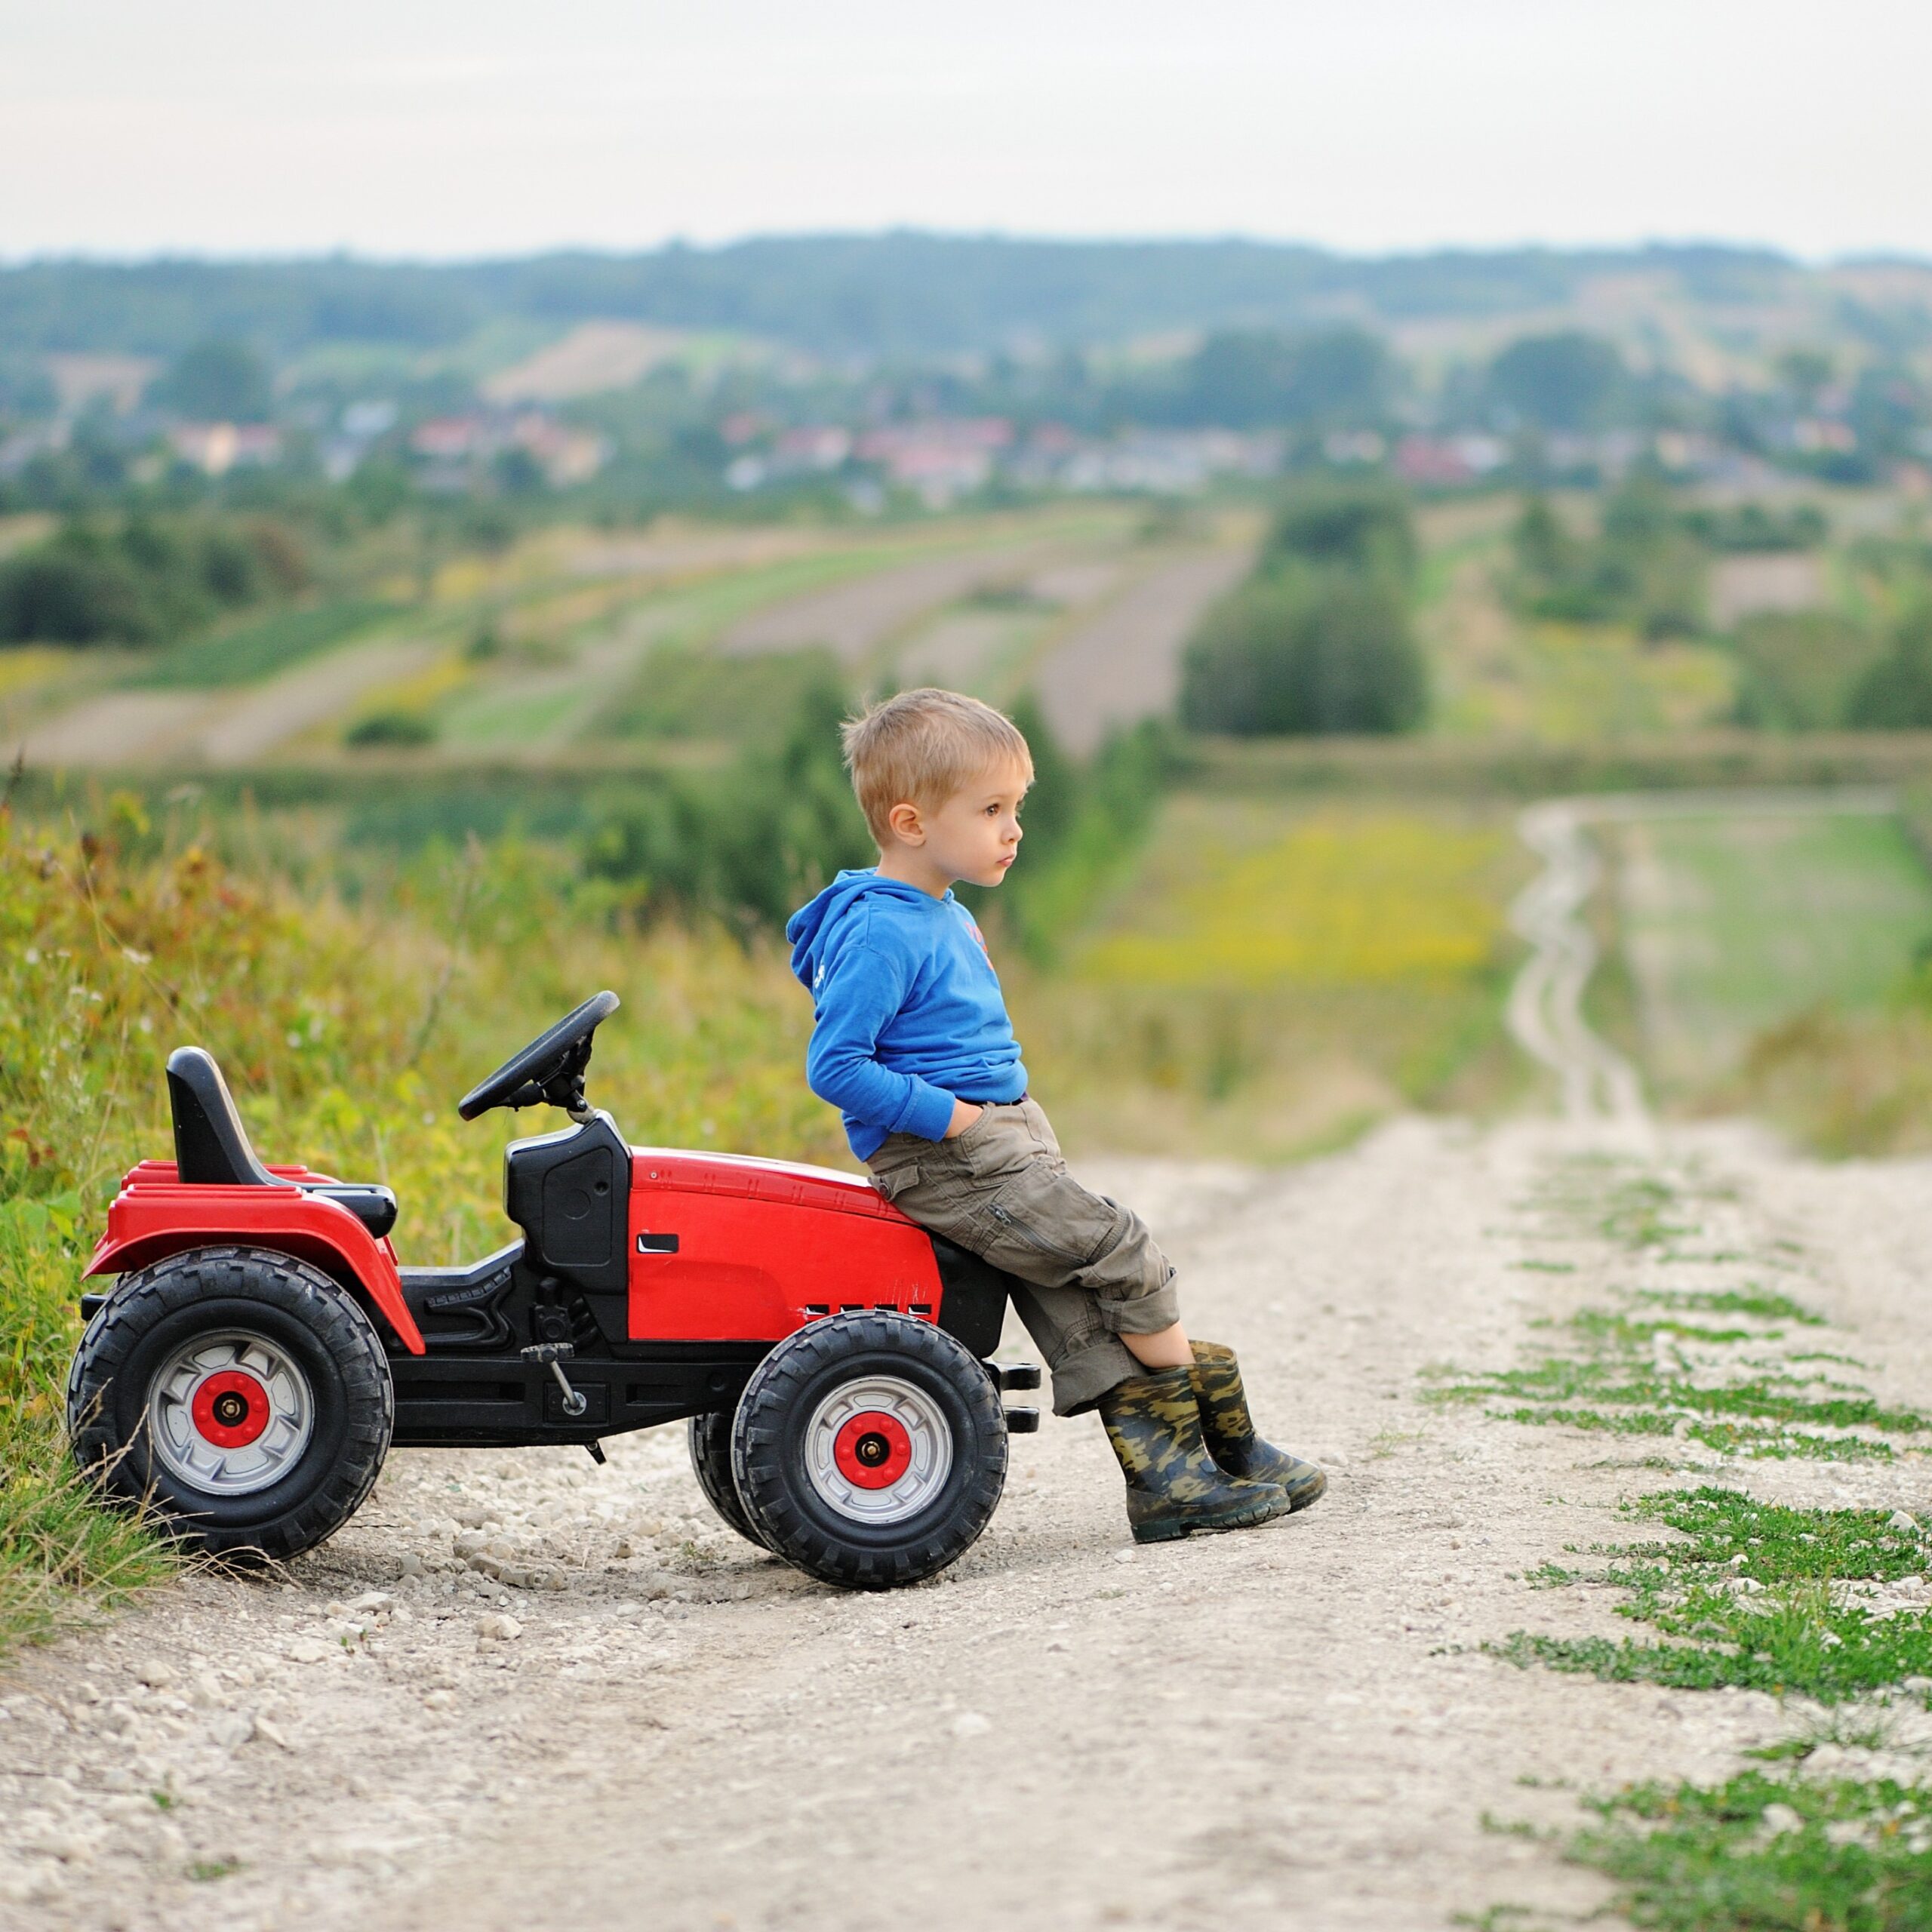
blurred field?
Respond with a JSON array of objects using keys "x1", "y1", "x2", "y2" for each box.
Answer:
[
  {"x1": 1598, "y1": 808, "x2": 1932, "y2": 1100},
  {"x1": 1017, "y1": 794, "x2": 1530, "y2": 1160}
]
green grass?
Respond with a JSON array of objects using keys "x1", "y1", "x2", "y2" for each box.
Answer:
[
  {"x1": 1567, "y1": 1771, "x2": 1932, "y2": 1930},
  {"x1": 0, "y1": 1195, "x2": 174, "y2": 1651},
  {"x1": 130, "y1": 598, "x2": 403, "y2": 689},
  {"x1": 1604, "y1": 811, "x2": 1932, "y2": 1097},
  {"x1": 1494, "y1": 1487, "x2": 1932, "y2": 1700}
]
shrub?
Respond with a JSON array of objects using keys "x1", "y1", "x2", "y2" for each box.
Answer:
[
  {"x1": 1180, "y1": 570, "x2": 1426, "y2": 736},
  {"x1": 346, "y1": 709, "x2": 436, "y2": 748},
  {"x1": 583, "y1": 674, "x2": 872, "y2": 930}
]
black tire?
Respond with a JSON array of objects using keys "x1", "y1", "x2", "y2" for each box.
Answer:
[
  {"x1": 688, "y1": 1407, "x2": 771, "y2": 1549},
  {"x1": 731, "y1": 1311, "x2": 1006, "y2": 1590},
  {"x1": 66, "y1": 1245, "x2": 394, "y2": 1562}
]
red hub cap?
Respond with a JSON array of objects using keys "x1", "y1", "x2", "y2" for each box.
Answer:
[
  {"x1": 832, "y1": 1411, "x2": 913, "y2": 1489},
  {"x1": 191, "y1": 1370, "x2": 272, "y2": 1450}
]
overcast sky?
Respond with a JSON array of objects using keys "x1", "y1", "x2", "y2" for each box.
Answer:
[{"x1": 2, "y1": 0, "x2": 1926, "y2": 263}]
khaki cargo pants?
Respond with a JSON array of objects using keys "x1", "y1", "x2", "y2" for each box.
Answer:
[{"x1": 866, "y1": 1097, "x2": 1180, "y2": 1417}]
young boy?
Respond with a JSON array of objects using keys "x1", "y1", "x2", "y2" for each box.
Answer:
[{"x1": 786, "y1": 687, "x2": 1324, "y2": 1543}]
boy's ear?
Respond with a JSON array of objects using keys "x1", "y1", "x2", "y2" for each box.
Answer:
[{"x1": 884, "y1": 800, "x2": 925, "y2": 845}]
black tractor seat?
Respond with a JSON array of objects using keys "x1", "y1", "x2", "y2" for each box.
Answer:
[{"x1": 165, "y1": 1047, "x2": 399, "y2": 1241}]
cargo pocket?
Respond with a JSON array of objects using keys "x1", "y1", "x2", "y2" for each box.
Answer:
[
  {"x1": 869, "y1": 1162, "x2": 922, "y2": 1205},
  {"x1": 980, "y1": 1164, "x2": 1123, "y2": 1279}
]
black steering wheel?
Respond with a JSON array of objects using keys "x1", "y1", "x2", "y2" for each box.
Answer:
[{"x1": 457, "y1": 991, "x2": 620, "y2": 1121}]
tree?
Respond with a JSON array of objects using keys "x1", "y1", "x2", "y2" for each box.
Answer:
[
  {"x1": 1485, "y1": 331, "x2": 1626, "y2": 431},
  {"x1": 1179, "y1": 327, "x2": 1391, "y2": 429},
  {"x1": 1267, "y1": 476, "x2": 1417, "y2": 584},
  {"x1": 0, "y1": 547, "x2": 149, "y2": 643},
  {"x1": 149, "y1": 340, "x2": 273, "y2": 422},
  {"x1": 1180, "y1": 571, "x2": 1426, "y2": 736}
]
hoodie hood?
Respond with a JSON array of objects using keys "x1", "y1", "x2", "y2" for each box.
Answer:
[{"x1": 786, "y1": 869, "x2": 946, "y2": 989}]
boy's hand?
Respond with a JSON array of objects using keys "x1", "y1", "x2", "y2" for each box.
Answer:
[{"x1": 943, "y1": 1099, "x2": 984, "y2": 1140}]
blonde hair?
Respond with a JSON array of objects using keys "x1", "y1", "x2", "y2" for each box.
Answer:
[{"x1": 841, "y1": 688, "x2": 1033, "y2": 844}]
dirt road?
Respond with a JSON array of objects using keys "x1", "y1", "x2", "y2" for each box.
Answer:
[{"x1": 10, "y1": 1114, "x2": 1931, "y2": 1930}]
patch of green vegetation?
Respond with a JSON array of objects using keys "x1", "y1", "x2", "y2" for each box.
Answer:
[
  {"x1": 1567, "y1": 1770, "x2": 1932, "y2": 1932},
  {"x1": 1428, "y1": 1204, "x2": 1909, "y2": 1460},
  {"x1": 1493, "y1": 1487, "x2": 1932, "y2": 1702},
  {"x1": 1432, "y1": 1336, "x2": 1923, "y2": 1444},
  {"x1": 0, "y1": 1187, "x2": 176, "y2": 1654},
  {"x1": 598, "y1": 640, "x2": 847, "y2": 746},
  {"x1": 1633, "y1": 1285, "x2": 1826, "y2": 1325},
  {"x1": 132, "y1": 598, "x2": 400, "y2": 689},
  {"x1": 344, "y1": 707, "x2": 437, "y2": 749}
]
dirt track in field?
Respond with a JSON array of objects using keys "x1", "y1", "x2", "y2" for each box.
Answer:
[
  {"x1": 11, "y1": 1115, "x2": 1932, "y2": 1930},
  {"x1": 1033, "y1": 546, "x2": 1251, "y2": 754}
]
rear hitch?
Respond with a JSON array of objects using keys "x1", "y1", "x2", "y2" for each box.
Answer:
[{"x1": 522, "y1": 1341, "x2": 587, "y2": 1419}]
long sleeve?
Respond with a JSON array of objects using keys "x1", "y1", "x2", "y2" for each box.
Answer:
[{"x1": 804, "y1": 939, "x2": 958, "y2": 1143}]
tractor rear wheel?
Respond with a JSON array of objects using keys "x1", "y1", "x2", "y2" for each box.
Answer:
[
  {"x1": 731, "y1": 1311, "x2": 1006, "y2": 1589},
  {"x1": 67, "y1": 1245, "x2": 393, "y2": 1561},
  {"x1": 688, "y1": 1407, "x2": 770, "y2": 1549}
]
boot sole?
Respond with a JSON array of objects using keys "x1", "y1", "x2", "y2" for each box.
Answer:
[{"x1": 1130, "y1": 1497, "x2": 1283, "y2": 1544}]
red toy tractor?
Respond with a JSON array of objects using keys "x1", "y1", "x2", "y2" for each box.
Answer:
[{"x1": 67, "y1": 993, "x2": 1040, "y2": 1590}]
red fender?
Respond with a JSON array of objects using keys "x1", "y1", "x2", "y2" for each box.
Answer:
[{"x1": 85, "y1": 1161, "x2": 425, "y2": 1355}]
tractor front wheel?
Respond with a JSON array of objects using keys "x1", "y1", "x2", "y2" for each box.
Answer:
[
  {"x1": 731, "y1": 1311, "x2": 1006, "y2": 1589},
  {"x1": 67, "y1": 1245, "x2": 393, "y2": 1561}
]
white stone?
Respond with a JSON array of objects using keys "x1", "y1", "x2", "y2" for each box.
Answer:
[
  {"x1": 207, "y1": 1712, "x2": 254, "y2": 1750},
  {"x1": 950, "y1": 1712, "x2": 992, "y2": 1738},
  {"x1": 134, "y1": 1660, "x2": 177, "y2": 1689},
  {"x1": 1890, "y1": 1510, "x2": 1920, "y2": 1531},
  {"x1": 288, "y1": 1638, "x2": 331, "y2": 1664},
  {"x1": 475, "y1": 1614, "x2": 523, "y2": 1641},
  {"x1": 253, "y1": 1715, "x2": 293, "y2": 1751}
]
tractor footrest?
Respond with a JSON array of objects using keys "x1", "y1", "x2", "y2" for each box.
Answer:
[
  {"x1": 991, "y1": 1361, "x2": 1042, "y2": 1392},
  {"x1": 80, "y1": 1294, "x2": 108, "y2": 1323},
  {"x1": 1004, "y1": 1406, "x2": 1041, "y2": 1433}
]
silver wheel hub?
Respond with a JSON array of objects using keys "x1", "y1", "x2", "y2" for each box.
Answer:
[
  {"x1": 804, "y1": 1374, "x2": 953, "y2": 1525},
  {"x1": 146, "y1": 1330, "x2": 315, "y2": 1497}
]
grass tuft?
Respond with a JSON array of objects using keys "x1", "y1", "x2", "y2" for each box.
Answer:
[{"x1": 1569, "y1": 1770, "x2": 1932, "y2": 1932}]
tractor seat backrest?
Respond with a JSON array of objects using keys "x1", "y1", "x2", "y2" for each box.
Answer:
[{"x1": 165, "y1": 1047, "x2": 295, "y2": 1189}]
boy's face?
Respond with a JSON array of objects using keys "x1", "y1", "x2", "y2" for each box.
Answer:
[{"x1": 887, "y1": 760, "x2": 1029, "y2": 891}]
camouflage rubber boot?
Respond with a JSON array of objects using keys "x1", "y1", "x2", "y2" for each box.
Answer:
[
  {"x1": 1190, "y1": 1340, "x2": 1327, "y2": 1512},
  {"x1": 1096, "y1": 1366, "x2": 1289, "y2": 1544}
]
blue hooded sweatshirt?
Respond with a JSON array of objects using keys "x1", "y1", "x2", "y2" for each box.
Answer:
[{"x1": 786, "y1": 869, "x2": 1028, "y2": 1160}]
